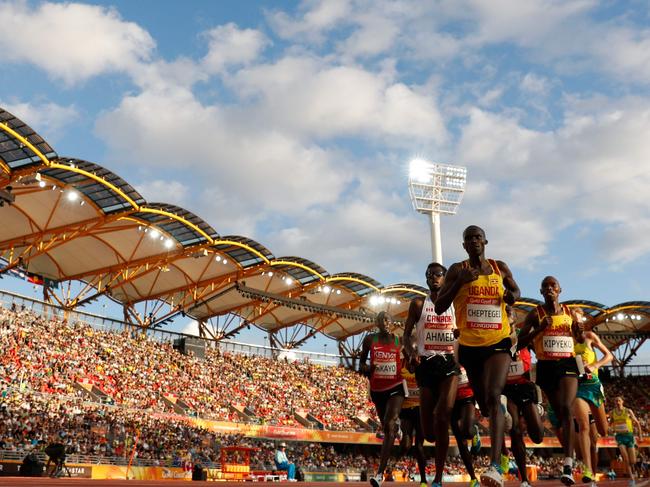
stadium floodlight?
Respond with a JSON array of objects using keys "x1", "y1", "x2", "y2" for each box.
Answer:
[{"x1": 408, "y1": 158, "x2": 467, "y2": 264}]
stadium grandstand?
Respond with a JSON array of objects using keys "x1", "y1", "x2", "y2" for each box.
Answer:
[{"x1": 2, "y1": 107, "x2": 650, "y2": 482}]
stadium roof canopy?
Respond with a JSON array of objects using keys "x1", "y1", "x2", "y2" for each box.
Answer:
[
  {"x1": 1, "y1": 107, "x2": 649, "y2": 359},
  {"x1": 0, "y1": 107, "x2": 429, "y2": 345}
]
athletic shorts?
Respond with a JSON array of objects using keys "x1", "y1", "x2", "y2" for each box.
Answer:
[
  {"x1": 415, "y1": 353, "x2": 460, "y2": 389},
  {"x1": 536, "y1": 358, "x2": 579, "y2": 393},
  {"x1": 503, "y1": 381, "x2": 537, "y2": 411},
  {"x1": 576, "y1": 377, "x2": 605, "y2": 408},
  {"x1": 615, "y1": 432, "x2": 636, "y2": 448},
  {"x1": 370, "y1": 383, "x2": 405, "y2": 412},
  {"x1": 458, "y1": 337, "x2": 512, "y2": 380},
  {"x1": 399, "y1": 406, "x2": 421, "y2": 428}
]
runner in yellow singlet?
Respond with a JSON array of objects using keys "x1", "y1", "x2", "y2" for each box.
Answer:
[
  {"x1": 518, "y1": 276, "x2": 583, "y2": 486},
  {"x1": 610, "y1": 396, "x2": 643, "y2": 486},
  {"x1": 573, "y1": 322, "x2": 613, "y2": 484},
  {"x1": 435, "y1": 225, "x2": 521, "y2": 487}
]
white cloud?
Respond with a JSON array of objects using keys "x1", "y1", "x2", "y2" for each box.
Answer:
[
  {"x1": 95, "y1": 89, "x2": 346, "y2": 216},
  {"x1": 267, "y1": 0, "x2": 351, "y2": 42},
  {"x1": 202, "y1": 23, "x2": 269, "y2": 74},
  {"x1": 453, "y1": 99, "x2": 650, "y2": 267},
  {"x1": 0, "y1": 1, "x2": 154, "y2": 84},
  {"x1": 0, "y1": 100, "x2": 78, "y2": 141},
  {"x1": 135, "y1": 179, "x2": 190, "y2": 206},
  {"x1": 230, "y1": 56, "x2": 448, "y2": 143},
  {"x1": 520, "y1": 73, "x2": 551, "y2": 96}
]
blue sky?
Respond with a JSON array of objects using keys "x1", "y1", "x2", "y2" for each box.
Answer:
[{"x1": 2, "y1": 0, "x2": 650, "y2": 361}]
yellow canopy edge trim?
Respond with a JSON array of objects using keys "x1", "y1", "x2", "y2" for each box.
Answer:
[
  {"x1": 137, "y1": 207, "x2": 214, "y2": 244},
  {"x1": 327, "y1": 276, "x2": 381, "y2": 292},
  {"x1": 212, "y1": 239, "x2": 270, "y2": 264},
  {"x1": 380, "y1": 287, "x2": 427, "y2": 297},
  {"x1": 0, "y1": 122, "x2": 52, "y2": 168},
  {"x1": 49, "y1": 162, "x2": 140, "y2": 210},
  {"x1": 270, "y1": 260, "x2": 325, "y2": 281}
]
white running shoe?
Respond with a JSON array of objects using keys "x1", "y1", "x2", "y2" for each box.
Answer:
[
  {"x1": 480, "y1": 465, "x2": 503, "y2": 487},
  {"x1": 560, "y1": 465, "x2": 575, "y2": 486},
  {"x1": 520, "y1": 481, "x2": 532, "y2": 487},
  {"x1": 370, "y1": 474, "x2": 383, "y2": 487}
]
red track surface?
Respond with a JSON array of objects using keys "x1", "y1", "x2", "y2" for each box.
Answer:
[{"x1": 0, "y1": 480, "x2": 646, "y2": 487}]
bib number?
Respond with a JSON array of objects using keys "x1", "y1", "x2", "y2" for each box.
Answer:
[
  {"x1": 424, "y1": 328, "x2": 455, "y2": 352},
  {"x1": 542, "y1": 335, "x2": 574, "y2": 358},
  {"x1": 374, "y1": 361, "x2": 397, "y2": 378},
  {"x1": 508, "y1": 360, "x2": 525, "y2": 379},
  {"x1": 467, "y1": 298, "x2": 502, "y2": 330}
]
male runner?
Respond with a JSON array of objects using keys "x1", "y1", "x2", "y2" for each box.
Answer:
[
  {"x1": 360, "y1": 311, "x2": 404, "y2": 487},
  {"x1": 573, "y1": 322, "x2": 613, "y2": 483},
  {"x1": 610, "y1": 396, "x2": 643, "y2": 487},
  {"x1": 435, "y1": 226, "x2": 521, "y2": 487},
  {"x1": 518, "y1": 276, "x2": 582, "y2": 486},
  {"x1": 503, "y1": 307, "x2": 544, "y2": 487},
  {"x1": 404, "y1": 262, "x2": 459, "y2": 487}
]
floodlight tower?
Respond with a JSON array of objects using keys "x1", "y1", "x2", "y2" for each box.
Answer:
[{"x1": 408, "y1": 159, "x2": 467, "y2": 264}]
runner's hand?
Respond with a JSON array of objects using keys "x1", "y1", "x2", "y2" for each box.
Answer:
[{"x1": 458, "y1": 267, "x2": 479, "y2": 284}]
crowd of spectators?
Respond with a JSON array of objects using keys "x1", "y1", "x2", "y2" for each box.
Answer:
[{"x1": 0, "y1": 304, "x2": 378, "y2": 431}]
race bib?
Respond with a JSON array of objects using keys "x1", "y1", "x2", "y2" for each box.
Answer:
[
  {"x1": 467, "y1": 298, "x2": 502, "y2": 330},
  {"x1": 508, "y1": 360, "x2": 525, "y2": 379},
  {"x1": 542, "y1": 335, "x2": 574, "y2": 358},
  {"x1": 408, "y1": 384, "x2": 420, "y2": 399},
  {"x1": 614, "y1": 423, "x2": 631, "y2": 433},
  {"x1": 374, "y1": 361, "x2": 397, "y2": 378},
  {"x1": 423, "y1": 328, "x2": 455, "y2": 352}
]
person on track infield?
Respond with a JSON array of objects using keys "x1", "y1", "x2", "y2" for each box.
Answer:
[
  {"x1": 274, "y1": 443, "x2": 296, "y2": 481},
  {"x1": 360, "y1": 311, "x2": 404, "y2": 487},
  {"x1": 518, "y1": 276, "x2": 582, "y2": 486},
  {"x1": 404, "y1": 261, "x2": 460, "y2": 487},
  {"x1": 399, "y1": 347, "x2": 427, "y2": 487},
  {"x1": 435, "y1": 226, "x2": 521, "y2": 487},
  {"x1": 573, "y1": 320, "x2": 613, "y2": 484},
  {"x1": 610, "y1": 396, "x2": 643, "y2": 486}
]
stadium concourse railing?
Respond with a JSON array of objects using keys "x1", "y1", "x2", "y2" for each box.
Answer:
[{"x1": 0, "y1": 289, "x2": 340, "y2": 366}]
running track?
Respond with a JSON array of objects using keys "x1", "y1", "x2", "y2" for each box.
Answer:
[{"x1": 0, "y1": 480, "x2": 647, "y2": 487}]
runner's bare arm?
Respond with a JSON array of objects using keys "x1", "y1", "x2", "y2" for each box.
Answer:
[
  {"x1": 517, "y1": 310, "x2": 543, "y2": 350},
  {"x1": 359, "y1": 335, "x2": 373, "y2": 376},
  {"x1": 587, "y1": 331, "x2": 613, "y2": 371},
  {"x1": 403, "y1": 298, "x2": 424, "y2": 363},
  {"x1": 434, "y1": 263, "x2": 472, "y2": 314},
  {"x1": 496, "y1": 260, "x2": 520, "y2": 305}
]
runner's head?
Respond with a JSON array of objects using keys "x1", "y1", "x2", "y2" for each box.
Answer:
[
  {"x1": 425, "y1": 262, "x2": 446, "y2": 291},
  {"x1": 615, "y1": 396, "x2": 624, "y2": 408},
  {"x1": 462, "y1": 225, "x2": 487, "y2": 258},
  {"x1": 540, "y1": 275, "x2": 561, "y2": 302},
  {"x1": 375, "y1": 310, "x2": 392, "y2": 333}
]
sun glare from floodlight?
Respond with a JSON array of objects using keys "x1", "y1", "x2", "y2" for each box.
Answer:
[{"x1": 66, "y1": 190, "x2": 79, "y2": 202}]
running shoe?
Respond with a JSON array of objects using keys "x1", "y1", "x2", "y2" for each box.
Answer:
[
  {"x1": 370, "y1": 474, "x2": 383, "y2": 487},
  {"x1": 627, "y1": 480, "x2": 635, "y2": 487},
  {"x1": 500, "y1": 454, "x2": 510, "y2": 475},
  {"x1": 430, "y1": 482, "x2": 442, "y2": 487},
  {"x1": 470, "y1": 479, "x2": 480, "y2": 487},
  {"x1": 561, "y1": 465, "x2": 575, "y2": 486},
  {"x1": 470, "y1": 424, "x2": 482, "y2": 455},
  {"x1": 581, "y1": 467, "x2": 594, "y2": 483},
  {"x1": 480, "y1": 464, "x2": 504, "y2": 487},
  {"x1": 419, "y1": 482, "x2": 428, "y2": 487},
  {"x1": 520, "y1": 481, "x2": 532, "y2": 487}
]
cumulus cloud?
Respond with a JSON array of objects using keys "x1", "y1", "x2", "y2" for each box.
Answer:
[
  {"x1": 0, "y1": 1, "x2": 154, "y2": 84},
  {"x1": 135, "y1": 179, "x2": 190, "y2": 206},
  {"x1": 230, "y1": 56, "x2": 447, "y2": 143},
  {"x1": 0, "y1": 100, "x2": 78, "y2": 141},
  {"x1": 202, "y1": 23, "x2": 269, "y2": 74}
]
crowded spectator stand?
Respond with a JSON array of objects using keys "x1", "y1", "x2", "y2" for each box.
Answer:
[{"x1": 219, "y1": 446, "x2": 260, "y2": 481}]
